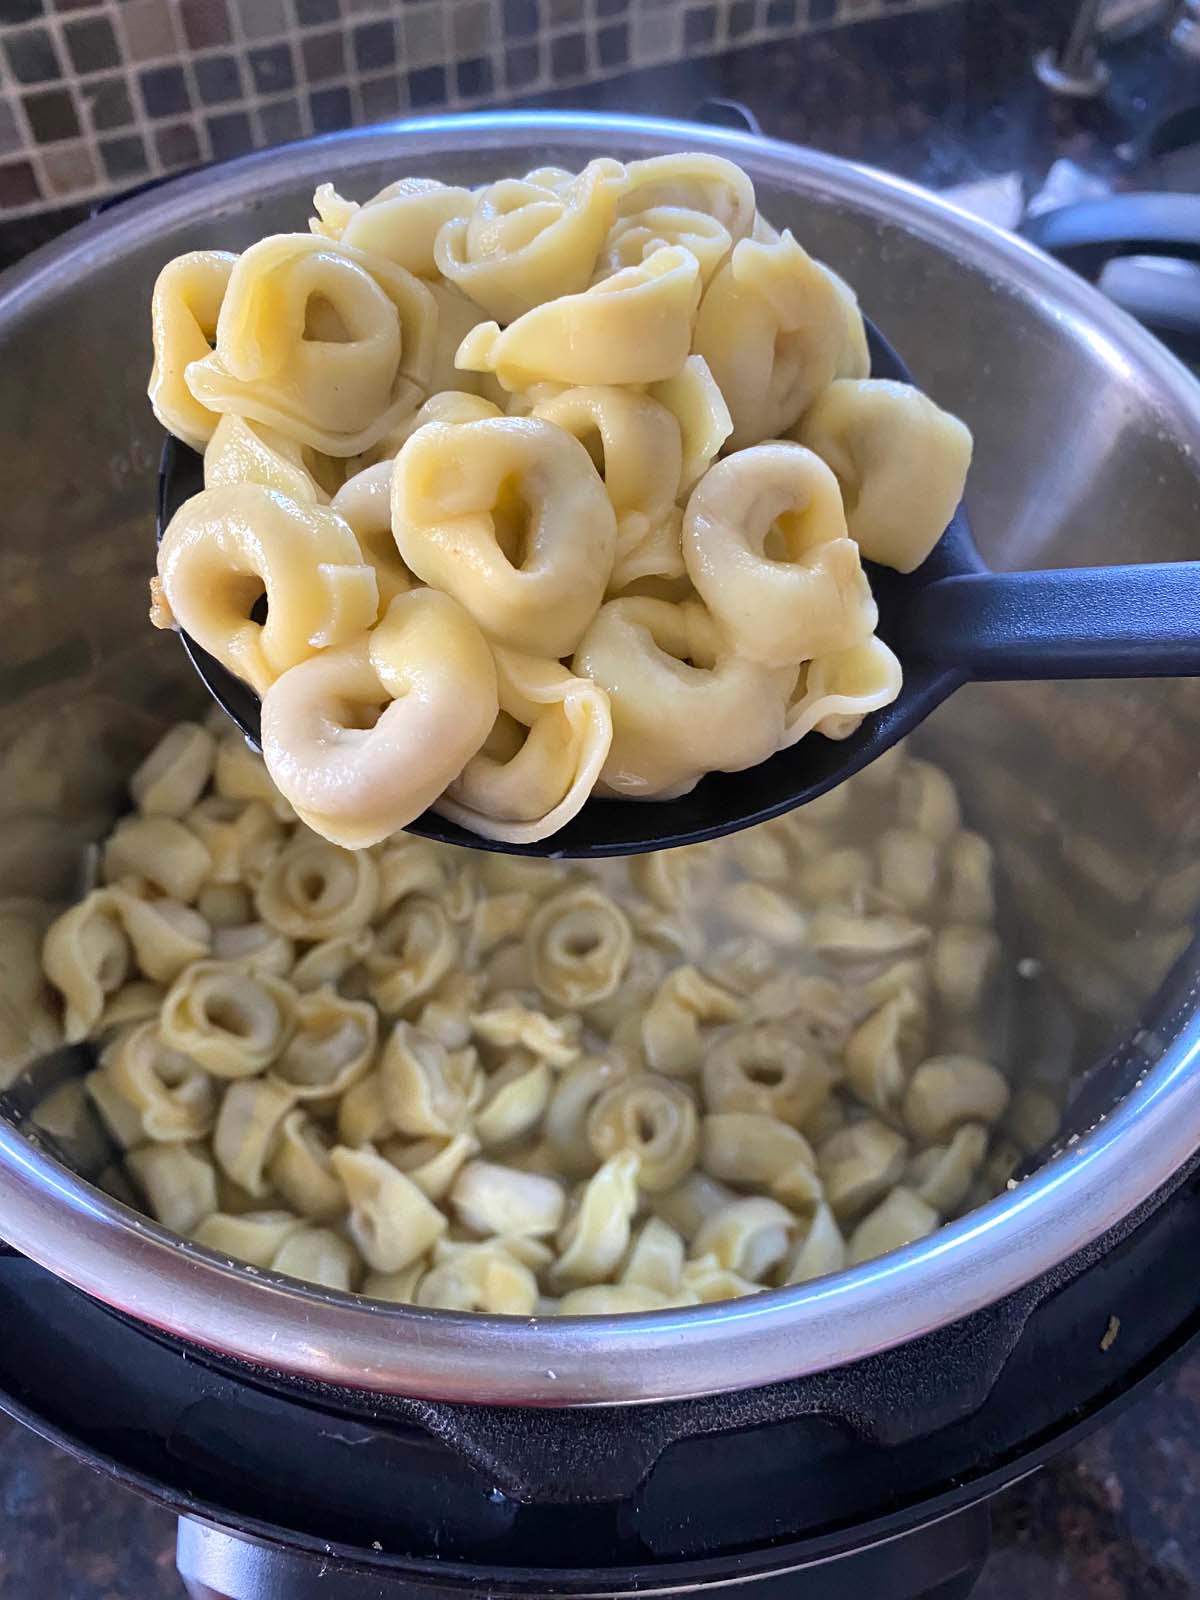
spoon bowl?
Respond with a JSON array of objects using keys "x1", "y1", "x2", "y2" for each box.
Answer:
[{"x1": 157, "y1": 318, "x2": 1200, "y2": 858}]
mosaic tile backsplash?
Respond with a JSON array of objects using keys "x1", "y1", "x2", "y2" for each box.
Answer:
[{"x1": 0, "y1": 0, "x2": 951, "y2": 218}]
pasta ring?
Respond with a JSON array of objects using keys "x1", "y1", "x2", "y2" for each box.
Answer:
[
  {"x1": 794, "y1": 379, "x2": 974, "y2": 573},
  {"x1": 185, "y1": 233, "x2": 435, "y2": 456},
  {"x1": 155, "y1": 483, "x2": 379, "y2": 697},
  {"x1": 683, "y1": 442, "x2": 877, "y2": 670},
  {"x1": 393, "y1": 415, "x2": 617, "y2": 657},
  {"x1": 148, "y1": 249, "x2": 236, "y2": 451},
  {"x1": 573, "y1": 597, "x2": 791, "y2": 799},
  {"x1": 692, "y1": 230, "x2": 845, "y2": 450},
  {"x1": 437, "y1": 648, "x2": 613, "y2": 844},
  {"x1": 782, "y1": 637, "x2": 902, "y2": 748},
  {"x1": 435, "y1": 159, "x2": 627, "y2": 324},
  {"x1": 260, "y1": 589, "x2": 498, "y2": 849},
  {"x1": 456, "y1": 245, "x2": 702, "y2": 391}
]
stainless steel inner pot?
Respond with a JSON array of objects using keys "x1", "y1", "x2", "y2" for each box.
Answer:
[{"x1": 0, "y1": 111, "x2": 1198, "y2": 1406}]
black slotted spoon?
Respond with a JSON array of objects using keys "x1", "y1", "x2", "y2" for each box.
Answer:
[{"x1": 157, "y1": 319, "x2": 1200, "y2": 859}]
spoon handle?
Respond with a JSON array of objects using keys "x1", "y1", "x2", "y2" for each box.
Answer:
[{"x1": 899, "y1": 563, "x2": 1200, "y2": 681}]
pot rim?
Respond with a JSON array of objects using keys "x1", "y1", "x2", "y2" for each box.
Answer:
[{"x1": 2, "y1": 109, "x2": 1199, "y2": 1406}]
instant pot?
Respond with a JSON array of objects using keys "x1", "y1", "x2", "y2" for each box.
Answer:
[{"x1": 1, "y1": 111, "x2": 1199, "y2": 1600}]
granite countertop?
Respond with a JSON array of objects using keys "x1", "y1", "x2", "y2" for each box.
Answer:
[{"x1": 3, "y1": 3, "x2": 1200, "y2": 1596}]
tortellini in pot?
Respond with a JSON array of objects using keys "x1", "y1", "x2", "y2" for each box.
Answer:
[
  {"x1": 379, "y1": 1021, "x2": 482, "y2": 1138},
  {"x1": 102, "y1": 1020, "x2": 217, "y2": 1144},
  {"x1": 131, "y1": 721, "x2": 217, "y2": 819},
  {"x1": 586, "y1": 1073, "x2": 699, "y2": 1192},
  {"x1": 554, "y1": 1151, "x2": 640, "y2": 1284},
  {"x1": 525, "y1": 884, "x2": 633, "y2": 1009},
  {"x1": 159, "y1": 960, "x2": 296, "y2": 1078},
  {"x1": 416, "y1": 1239, "x2": 539, "y2": 1314},
  {"x1": 330, "y1": 1144, "x2": 447, "y2": 1273},
  {"x1": 270, "y1": 985, "x2": 377, "y2": 1101}
]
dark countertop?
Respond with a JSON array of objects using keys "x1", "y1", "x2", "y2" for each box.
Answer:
[{"x1": 4, "y1": 2, "x2": 1200, "y2": 1596}]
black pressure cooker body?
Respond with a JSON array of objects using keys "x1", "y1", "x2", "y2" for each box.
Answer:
[{"x1": 3, "y1": 1140, "x2": 1200, "y2": 1600}]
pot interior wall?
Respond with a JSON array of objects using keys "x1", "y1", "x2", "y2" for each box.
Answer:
[{"x1": 0, "y1": 124, "x2": 1197, "y2": 1202}]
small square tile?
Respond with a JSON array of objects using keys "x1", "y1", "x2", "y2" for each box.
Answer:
[
  {"x1": 308, "y1": 84, "x2": 350, "y2": 130},
  {"x1": 294, "y1": 0, "x2": 340, "y2": 21},
  {"x1": 594, "y1": 0, "x2": 626, "y2": 14},
  {"x1": 401, "y1": 4, "x2": 444, "y2": 65},
  {"x1": 455, "y1": 54, "x2": 492, "y2": 97},
  {"x1": 503, "y1": 41, "x2": 539, "y2": 88},
  {"x1": 41, "y1": 139, "x2": 96, "y2": 195},
  {"x1": 502, "y1": 0, "x2": 538, "y2": 39},
  {"x1": 180, "y1": 0, "x2": 231, "y2": 49},
  {"x1": 139, "y1": 64, "x2": 189, "y2": 117},
  {"x1": 248, "y1": 44, "x2": 295, "y2": 93},
  {"x1": 2, "y1": 0, "x2": 44, "y2": 22},
  {"x1": 631, "y1": 7, "x2": 678, "y2": 62},
  {"x1": 452, "y1": 0, "x2": 493, "y2": 55},
  {"x1": 4, "y1": 26, "x2": 60, "y2": 84},
  {"x1": 51, "y1": 0, "x2": 97, "y2": 11},
  {"x1": 119, "y1": 0, "x2": 180, "y2": 62},
  {"x1": 549, "y1": 30, "x2": 585, "y2": 77},
  {"x1": 766, "y1": 0, "x2": 795, "y2": 23},
  {"x1": 360, "y1": 72, "x2": 401, "y2": 119},
  {"x1": 154, "y1": 119, "x2": 201, "y2": 167},
  {"x1": 0, "y1": 97, "x2": 19, "y2": 155},
  {"x1": 206, "y1": 107, "x2": 253, "y2": 157},
  {"x1": 194, "y1": 53, "x2": 243, "y2": 104},
  {"x1": 22, "y1": 85, "x2": 78, "y2": 141},
  {"x1": 0, "y1": 158, "x2": 39, "y2": 207},
  {"x1": 353, "y1": 20, "x2": 394, "y2": 70},
  {"x1": 258, "y1": 95, "x2": 302, "y2": 142},
  {"x1": 83, "y1": 76, "x2": 134, "y2": 132},
  {"x1": 348, "y1": 0, "x2": 389, "y2": 11},
  {"x1": 727, "y1": 0, "x2": 755, "y2": 36},
  {"x1": 808, "y1": 0, "x2": 834, "y2": 18},
  {"x1": 596, "y1": 20, "x2": 626, "y2": 66},
  {"x1": 99, "y1": 132, "x2": 147, "y2": 182},
  {"x1": 548, "y1": 0, "x2": 583, "y2": 23},
  {"x1": 63, "y1": 15, "x2": 119, "y2": 74},
  {"x1": 406, "y1": 64, "x2": 444, "y2": 107},
  {"x1": 683, "y1": 5, "x2": 716, "y2": 46},
  {"x1": 233, "y1": 0, "x2": 288, "y2": 38},
  {"x1": 301, "y1": 28, "x2": 345, "y2": 81}
]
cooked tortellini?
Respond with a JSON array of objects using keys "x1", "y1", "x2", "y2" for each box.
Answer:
[
  {"x1": 150, "y1": 154, "x2": 971, "y2": 845},
  {"x1": 45, "y1": 721, "x2": 1032, "y2": 1311}
]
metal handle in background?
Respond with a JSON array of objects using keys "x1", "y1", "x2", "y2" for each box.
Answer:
[
  {"x1": 691, "y1": 97, "x2": 764, "y2": 137},
  {"x1": 176, "y1": 1504, "x2": 990, "y2": 1600},
  {"x1": 1022, "y1": 193, "x2": 1200, "y2": 356},
  {"x1": 901, "y1": 563, "x2": 1200, "y2": 680}
]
